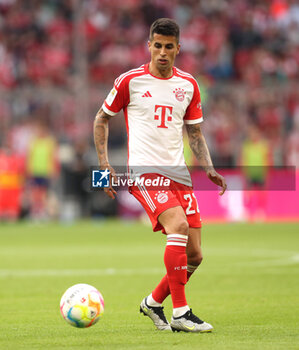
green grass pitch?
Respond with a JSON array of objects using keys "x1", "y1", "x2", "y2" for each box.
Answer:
[{"x1": 0, "y1": 220, "x2": 298, "y2": 350}]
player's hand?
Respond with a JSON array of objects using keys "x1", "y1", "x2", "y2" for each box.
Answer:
[
  {"x1": 101, "y1": 164, "x2": 117, "y2": 199},
  {"x1": 206, "y1": 169, "x2": 227, "y2": 195}
]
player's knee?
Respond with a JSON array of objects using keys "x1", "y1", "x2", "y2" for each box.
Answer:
[
  {"x1": 174, "y1": 219, "x2": 189, "y2": 235},
  {"x1": 164, "y1": 218, "x2": 189, "y2": 235}
]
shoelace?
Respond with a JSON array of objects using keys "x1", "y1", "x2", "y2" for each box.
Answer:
[
  {"x1": 185, "y1": 309, "x2": 204, "y2": 324},
  {"x1": 152, "y1": 306, "x2": 168, "y2": 323}
]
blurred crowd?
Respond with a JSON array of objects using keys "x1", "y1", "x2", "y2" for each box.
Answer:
[{"x1": 0, "y1": 0, "x2": 299, "y2": 221}]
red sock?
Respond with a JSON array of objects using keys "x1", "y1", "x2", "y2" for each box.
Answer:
[
  {"x1": 163, "y1": 234, "x2": 188, "y2": 308},
  {"x1": 152, "y1": 268, "x2": 195, "y2": 304},
  {"x1": 152, "y1": 274, "x2": 169, "y2": 304}
]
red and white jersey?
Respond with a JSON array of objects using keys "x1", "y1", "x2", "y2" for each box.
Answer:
[{"x1": 102, "y1": 63, "x2": 203, "y2": 186}]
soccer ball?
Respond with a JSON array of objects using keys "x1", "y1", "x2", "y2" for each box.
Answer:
[{"x1": 60, "y1": 283, "x2": 104, "y2": 328}]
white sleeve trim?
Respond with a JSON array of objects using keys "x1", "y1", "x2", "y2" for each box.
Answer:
[
  {"x1": 184, "y1": 117, "x2": 203, "y2": 124},
  {"x1": 102, "y1": 104, "x2": 118, "y2": 116}
]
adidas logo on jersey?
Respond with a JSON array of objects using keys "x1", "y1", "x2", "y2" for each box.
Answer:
[{"x1": 142, "y1": 91, "x2": 152, "y2": 97}]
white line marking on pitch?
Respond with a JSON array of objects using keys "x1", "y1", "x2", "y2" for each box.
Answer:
[
  {"x1": 242, "y1": 254, "x2": 299, "y2": 267},
  {"x1": 0, "y1": 267, "x2": 165, "y2": 278}
]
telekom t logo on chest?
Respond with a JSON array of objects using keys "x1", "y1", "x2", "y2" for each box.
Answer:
[{"x1": 154, "y1": 105, "x2": 173, "y2": 128}]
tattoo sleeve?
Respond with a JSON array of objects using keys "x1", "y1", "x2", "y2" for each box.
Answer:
[
  {"x1": 186, "y1": 123, "x2": 214, "y2": 172},
  {"x1": 93, "y1": 108, "x2": 112, "y2": 167}
]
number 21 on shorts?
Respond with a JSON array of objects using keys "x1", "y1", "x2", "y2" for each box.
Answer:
[{"x1": 183, "y1": 193, "x2": 200, "y2": 215}]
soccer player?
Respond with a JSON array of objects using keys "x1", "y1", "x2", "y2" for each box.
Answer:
[{"x1": 94, "y1": 18, "x2": 227, "y2": 333}]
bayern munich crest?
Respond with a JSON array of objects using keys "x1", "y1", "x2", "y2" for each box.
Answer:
[
  {"x1": 173, "y1": 88, "x2": 186, "y2": 102},
  {"x1": 154, "y1": 190, "x2": 169, "y2": 204}
]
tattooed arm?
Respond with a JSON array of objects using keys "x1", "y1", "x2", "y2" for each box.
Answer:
[
  {"x1": 186, "y1": 123, "x2": 227, "y2": 195},
  {"x1": 93, "y1": 108, "x2": 117, "y2": 199}
]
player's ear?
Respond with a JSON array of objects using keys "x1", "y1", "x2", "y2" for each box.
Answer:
[
  {"x1": 177, "y1": 43, "x2": 181, "y2": 54},
  {"x1": 147, "y1": 40, "x2": 151, "y2": 51}
]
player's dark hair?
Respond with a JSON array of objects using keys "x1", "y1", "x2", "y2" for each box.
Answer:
[{"x1": 149, "y1": 18, "x2": 180, "y2": 43}]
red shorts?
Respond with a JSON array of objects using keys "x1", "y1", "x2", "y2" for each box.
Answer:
[{"x1": 129, "y1": 173, "x2": 201, "y2": 232}]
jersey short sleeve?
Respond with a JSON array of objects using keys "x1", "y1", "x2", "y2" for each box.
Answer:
[
  {"x1": 184, "y1": 79, "x2": 203, "y2": 124},
  {"x1": 102, "y1": 75, "x2": 130, "y2": 116}
]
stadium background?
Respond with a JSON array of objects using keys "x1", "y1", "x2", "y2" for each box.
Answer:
[
  {"x1": 0, "y1": 2, "x2": 299, "y2": 349},
  {"x1": 0, "y1": 0, "x2": 298, "y2": 222}
]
